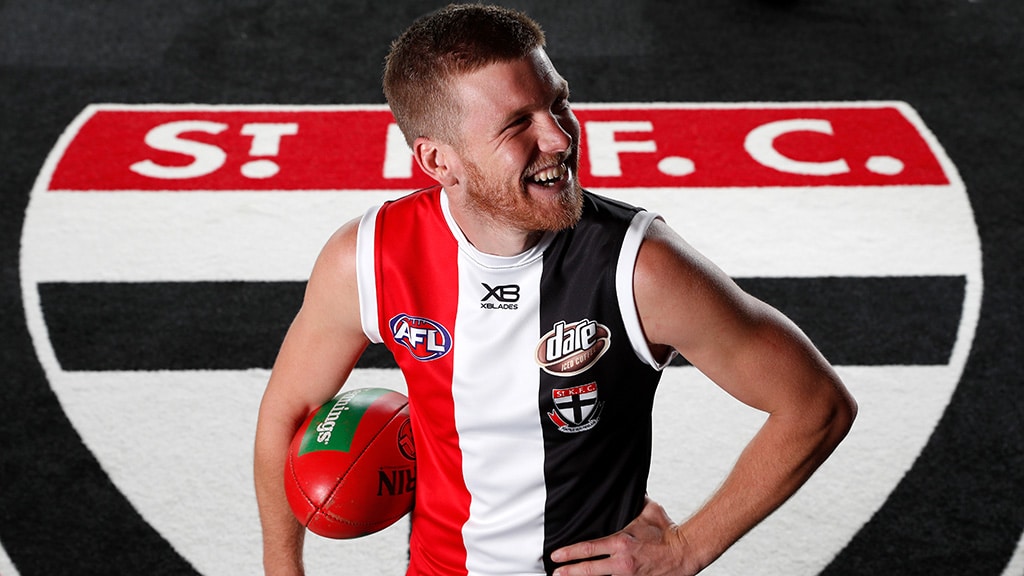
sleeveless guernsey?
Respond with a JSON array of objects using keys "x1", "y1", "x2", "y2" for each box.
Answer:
[{"x1": 355, "y1": 186, "x2": 671, "y2": 575}]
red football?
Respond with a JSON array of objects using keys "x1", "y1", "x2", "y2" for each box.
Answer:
[{"x1": 284, "y1": 387, "x2": 415, "y2": 539}]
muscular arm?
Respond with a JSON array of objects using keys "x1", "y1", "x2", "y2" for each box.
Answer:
[
  {"x1": 553, "y1": 219, "x2": 857, "y2": 575},
  {"x1": 253, "y1": 218, "x2": 370, "y2": 576}
]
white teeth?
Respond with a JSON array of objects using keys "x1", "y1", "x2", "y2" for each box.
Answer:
[{"x1": 530, "y1": 164, "x2": 566, "y2": 185}]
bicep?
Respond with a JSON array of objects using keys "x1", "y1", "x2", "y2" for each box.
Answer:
[
  {"x1": 634, "y1": 220, "x2": 841, "y2": 414},
  {"x1": 260, "y1": 218, "x2": 370, "y2": 426}
]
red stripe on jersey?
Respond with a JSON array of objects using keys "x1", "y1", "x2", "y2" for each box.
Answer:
[{"x1": 374, "y1": 187, "x2": 471, "y2": 575}]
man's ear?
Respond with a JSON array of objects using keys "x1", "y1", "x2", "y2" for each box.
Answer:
[{"x1": 413, "y1": 137, "x2": 459, "y2": 188}]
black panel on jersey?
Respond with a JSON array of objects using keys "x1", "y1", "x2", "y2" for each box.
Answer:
[{"x1": 537, "y1": 191, "x2": 663, "y2": 574}]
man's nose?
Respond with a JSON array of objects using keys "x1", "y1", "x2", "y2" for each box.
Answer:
[{"x1": 536, "y1": 113, "x2": 573, "y2": 154}]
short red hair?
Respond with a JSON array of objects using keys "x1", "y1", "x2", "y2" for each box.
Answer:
[{"x1": 383, "y1": 3, "x2": 546, "y2": 146}]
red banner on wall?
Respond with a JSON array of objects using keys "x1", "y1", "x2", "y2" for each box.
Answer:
[{"x1": 47, "y1": 103, "x2": 949, "y2": 191}]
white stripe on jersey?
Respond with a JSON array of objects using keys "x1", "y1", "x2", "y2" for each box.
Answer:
[
  {"x1": 616, "y1": 211, "x2": 678, "y2": 369},
  {"x1": 356, "y1": 203, "x2": 383, "y2": 343},
  {"x1": 442, "y1": 193, "x2": 549, "y2": 574}
]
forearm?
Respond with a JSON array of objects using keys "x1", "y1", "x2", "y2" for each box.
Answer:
[
  {"x1": 677, "y1": 385, "x2": 855, "y2": 572},
  {"x1": 251, "y1": 217, "x2": 369, "y2": 575},
  {"x1": 254, "y1": 408, "x2": 307, "y2": 576}
]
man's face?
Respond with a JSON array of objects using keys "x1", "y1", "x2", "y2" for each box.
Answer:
[{"x1": 447, "y1": 48, "x2": 583, "y2": 234}]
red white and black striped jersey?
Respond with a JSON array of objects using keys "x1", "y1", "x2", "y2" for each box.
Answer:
[{"x1": 356, "y1": 186, "x2": 671, "y2": 575}]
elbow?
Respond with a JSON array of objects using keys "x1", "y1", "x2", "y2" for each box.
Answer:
[{"x1": 821, "y1": 377, "x2": 857, "y2": 447}]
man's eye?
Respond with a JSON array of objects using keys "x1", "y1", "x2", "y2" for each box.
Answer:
[{"x1": 505, "y1": 116, "x2": 529, "y2": 131}]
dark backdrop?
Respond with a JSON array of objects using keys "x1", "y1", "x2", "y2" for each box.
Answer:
[{"x1": 1, "y1": 1, "x2": 1021, "y2": 575}]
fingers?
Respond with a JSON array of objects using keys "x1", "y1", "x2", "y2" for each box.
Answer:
[
  {"x1": 551, "y1": 558, "x2": 613, "y2": 576},
  {"x1": 550, "y1": 534, "x2": 636, "y2": 576},
  {"x1": 550, "y1": 537, "x2": 605, "y2": 566},
  {"x1": 550, "y1": 497, "x2": 682, "y2": 576},
  {"x1": 550, "y1": 534, "x2": 616, "y2": 575}
]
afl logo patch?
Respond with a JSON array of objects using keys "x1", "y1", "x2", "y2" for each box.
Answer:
[
  {"x1": 536, "y1": 319, "x2": 610, "y2": 376},
  {"x1": 389, "y1": 313, "x2": 452, "y2": 362}
]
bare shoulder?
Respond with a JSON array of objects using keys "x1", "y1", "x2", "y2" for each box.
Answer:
[
  {"x1": 295, "y1": 216, "x2": 365, "y2": 338},
  {"x1": 313, "y1": 217, "x2": 361, "y2": 275},
  {"x1": 303, "y1": 216, "x2": 361, "y2": 297},
  {"x1": 633, "y1": 218, "x2": 755, "y2": 354},
  {"x1": 635, "y1": 219, "x2": 735, "y2": 292}
]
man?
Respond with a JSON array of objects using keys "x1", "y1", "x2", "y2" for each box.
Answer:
[{"x1": 254, "y1": 4, "x2": 857, "y2": 576}]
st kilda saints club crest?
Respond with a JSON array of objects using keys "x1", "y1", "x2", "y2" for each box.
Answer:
[
  {"x1": 18, "y1": 102, "x2": 986, "y2": 575},
  {"x1": 547, "y1": 382, "x2": 605, "y2": 433}
]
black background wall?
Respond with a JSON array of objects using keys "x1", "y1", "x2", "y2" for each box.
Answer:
[{"x1": 1, "y1": 1, "x2": 1021, "y2": 575}]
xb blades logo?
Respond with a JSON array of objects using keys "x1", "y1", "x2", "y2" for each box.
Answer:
[
  {"x1": 481, "y1": 283, "x2": 520, "y2": 310},
  {"x1": 389, "y1": 313, "x2": 452, "y2": 361}
]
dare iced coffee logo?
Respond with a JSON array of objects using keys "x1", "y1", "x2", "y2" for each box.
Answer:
[{"x1": 536, "y1": 319, "x2": 611, "y2": 377}]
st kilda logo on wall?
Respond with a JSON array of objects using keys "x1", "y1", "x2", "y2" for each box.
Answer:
[{"x1": 18, "y1": 102, "x2": 982, "y2": 575}]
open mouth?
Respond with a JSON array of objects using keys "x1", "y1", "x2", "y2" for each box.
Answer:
[{"x1": 526, "y1": 163, "x2": 568, "y2": 187}]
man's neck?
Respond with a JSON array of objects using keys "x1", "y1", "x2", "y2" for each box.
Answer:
[{"x1": 446, "y1": 201, "x2": 545, "y2": 257}]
